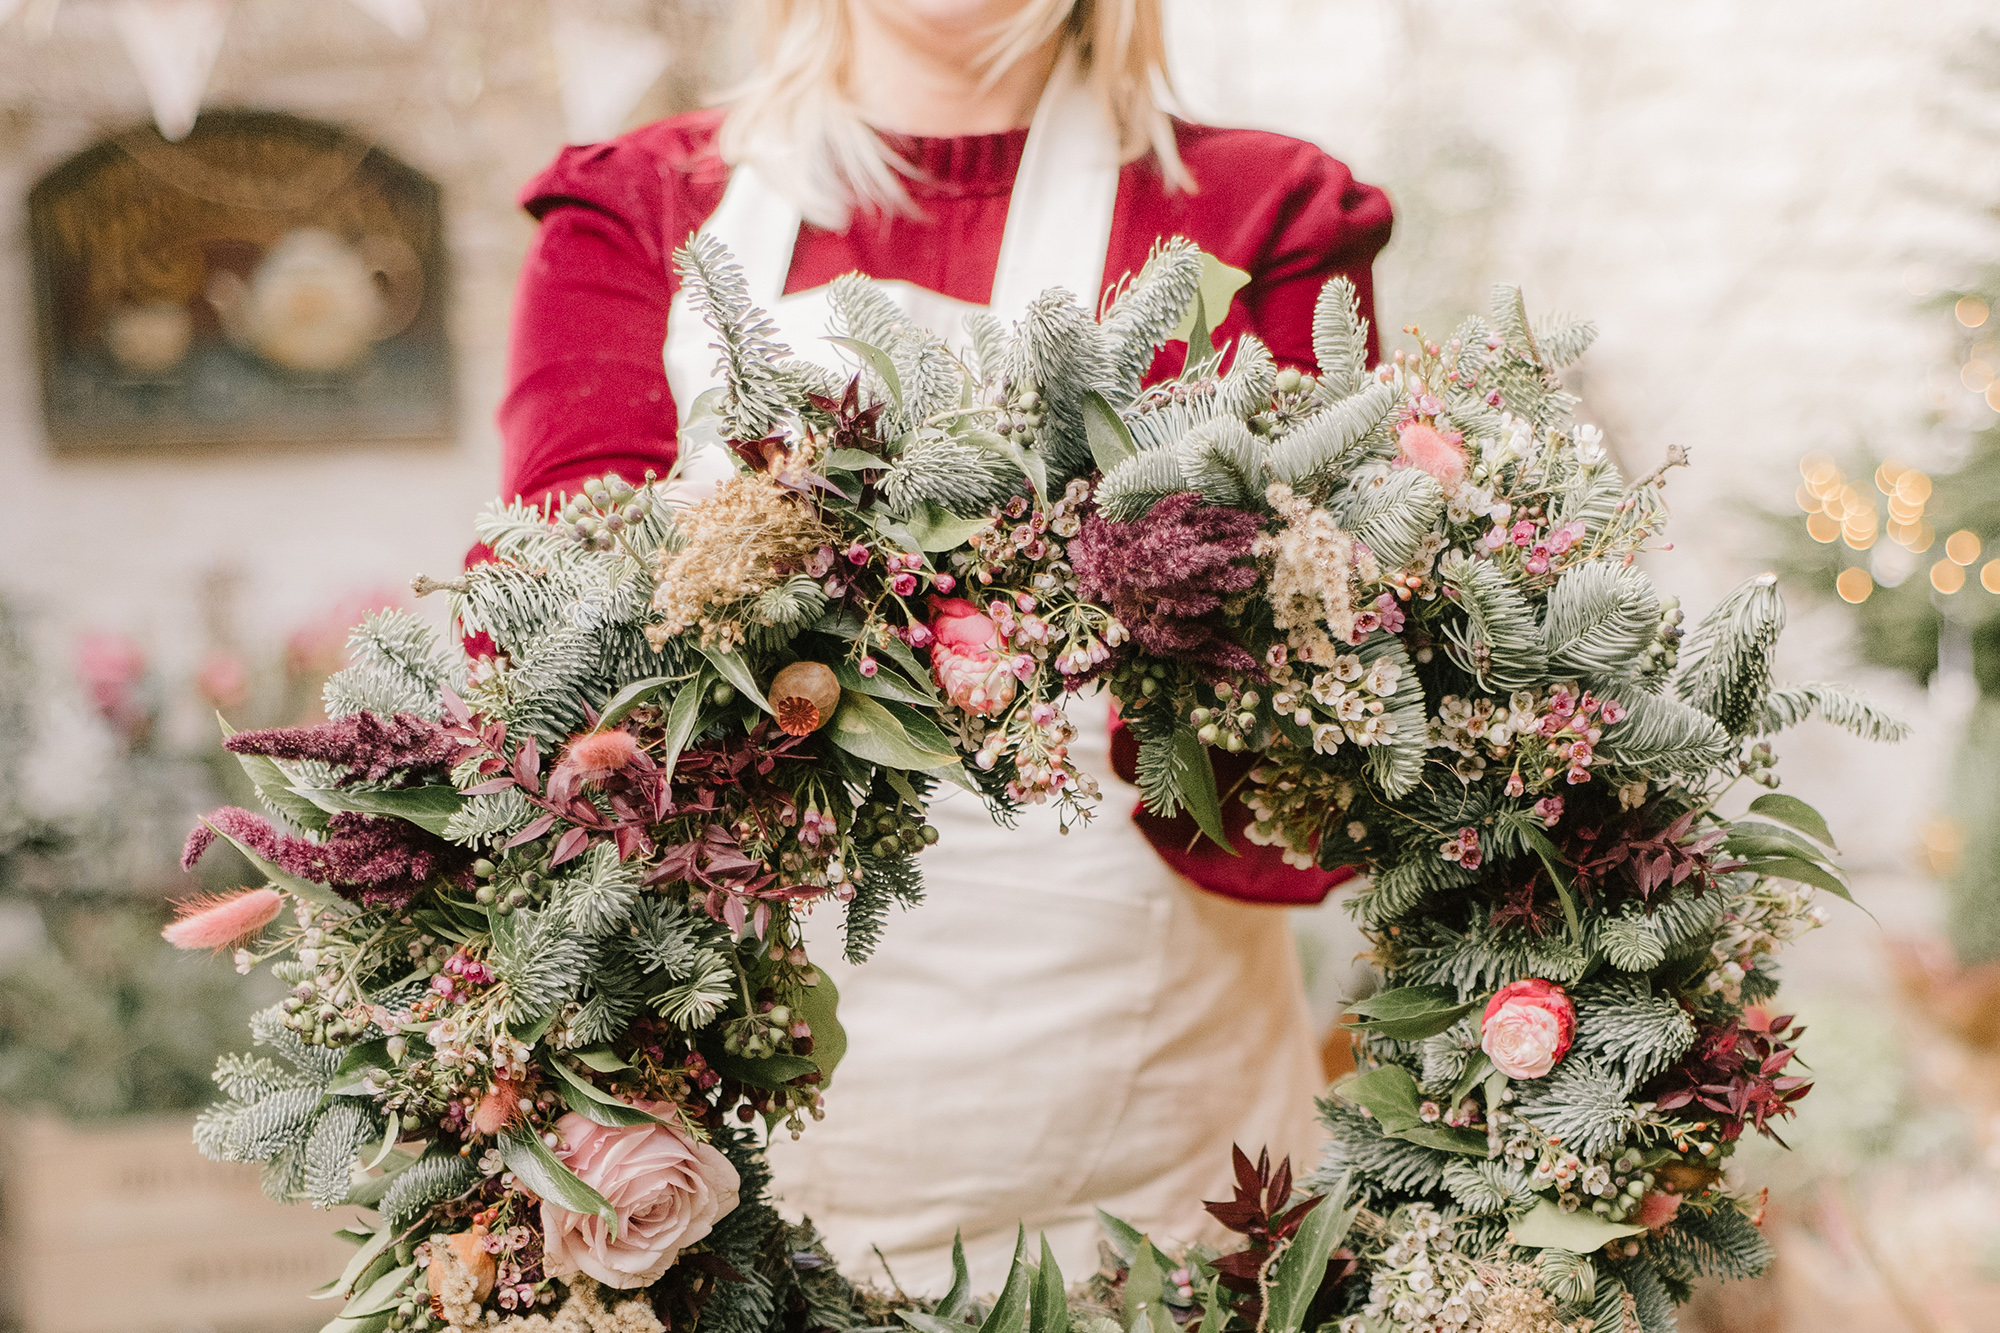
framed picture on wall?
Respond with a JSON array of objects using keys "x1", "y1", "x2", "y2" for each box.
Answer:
[{"x1": 27, "y1": 110, "x2": 454, "y2": 452}]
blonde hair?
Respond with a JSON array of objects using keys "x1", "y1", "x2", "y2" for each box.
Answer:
[{"x1": 718, "y1": 0, "x2": 1191, "y2": 229}]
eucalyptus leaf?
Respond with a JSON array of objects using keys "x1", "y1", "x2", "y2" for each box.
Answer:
[
  {"x1": 698, "y1": 647, "x2": 772, "y2": 714},
  {"x1": 936, "y1": 1233, "x2": 976, "y2": 1323},
  {"x1": 598, "y1": 675, "x2": 678, "y2": 729},
  {"x1": 1343, "y1": 985, "x2": 1480, "y2": 1041},
  {"x1": 1507, "y1": 1199, "x2": 1644, "y2": 1250},
  {"x1": 1264, "y1": 1189, "x2": 1356, "y2": 1333},
  {"x1": 500, "y1": 1125, "x2": 618, "y2": 1238},
  {"x1": 833, "y1": 657, "x2": 935, "y2": 707},
  {"x1": 907, "y1": 503, "x2": 996, "y2": 553},
  {"x1": 793, "y1": 970, "x2": 847, "y2": 1089},
  {"x1": 1521, "y1": 827, "x2": 1584, "y2": 943},
  {"x1": 1734, "y1": 856, "x2": 1858, "y2": 906},
  {"x1": 1169, "y1": 725, "x2": 1234, "y2": 854},
  {"x1": 827, "y1": 693, "x2": 958, "y2": 770},
  {"x1": 1082, "y1": 389, "x2": 1137, "y2": 473},
  {"x1": 296, "y1": 785, "x2": 466, "y2": 838},
  {"x1": 1748, "y1": 792, "x2": 1837, "y2": 850},
  {"x1": 1030, "y1": 1233, "x2": 1070, "y2": 1333},
  {"x1": 339, "y1": 1262, "x2": 416, "y2": 1318},
  {"x1": 314, "y1": 1226, "x2": 395, "y2": 1301},
  {"x1": 572, "y1": 1048, "x2": 633, "y2": 1073},
  {"x1": 546, "y1": 1059, "x2": 669, "y2": 1127},
  {"x1": 979, "y1": 1230, "x2": 1032, "y2": 1333},
  {"x1": 826, "y1": 336, "x2": 902, "y2": 409}
]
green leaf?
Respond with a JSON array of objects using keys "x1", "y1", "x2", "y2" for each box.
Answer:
[
  {"x1": 1521, "y1": 826, "x2": 1584, "y2": 943},
  {"x1": 339, "y1": 1262, "x2": 416, "y2": 1318},
  {"x1": 1122, "y1": 1234, "x2": 1175, "y2": 1333},
  {"x1": 1169, "y1": 252, "x2": 1252, "y2": 348},
  {"x1": 1508, "y1": 1199, "x2": 1644, "y2": 1250},
  {"x1": 980, "y1": 1229, "x2": 1033, "y2": 1333},
  {"x1": 826, "y1": 336, "x2": 903, "y2": 409},
  {"x1": 1723, "y1": 823, "x2": 1832, "y2": 863},
  {"x1": 1336, "y1": 1065, "x2": 1488, "y2": 1156},
  {"x1": 658, "y1": 669, "x2": 714, "y2": 782},
  {"x1": 1264, "y1": 1190, "x2": 1357, "y2": 1333},
  {"x1": 199, "y1": 817, "x2": 356, "y2": 916},
  {"x1": 826, "y1": 448, "x2": 888, "y2": 472},
  {"x1": 1733, "y1": 856, "x2": 1858, "y2": 906},
  {"x1": 1747, "y1": 793, "x2": 1837, "y2": 851},
  {"x1": 827, "y1": 692, "x2": 958, "y2": 771},
  {"x1": 361, "y1": 1110, "x2": 402, "y2": 1173},
  {"x1": 1095, "y1": 1208, "x2": 1176, "y2": 1278},
  {"x1": 794, "y1": 969, "x2": 847, "y2": 1089},
  {"x1": 326, "y1": 1038, "x2": 392, "y2": 1095},
  {"x1": 1169, "y1": 725, "x2": 1235, "y2": 854},
  {"x1": 1082, "y1": 389, "x2": 1138, "y2": 474},
  {"x1": 314, "y1": 1225, "x2": 395, "y2": 1301},
  {"x1": 546, "y1": 1059, "x2": 670, "y2": 1127},
  {"x1": 907, "y1": 502, "x2": 996, "y2": 553},
  {"x1": 572, "y1": 1048, "x2": 633, "y2": 1073},
  {"x1": 1446, "y1": 1054, "x2": 1494, "y2": 1109},
  {"x1": 297, "y1": 785, "x2": 466, "y2": 838},
  {"x1": 936, "y1": 1232, "x2": 976, "y2": 1323},
  {"x1": 1030, "y1": 1234, "x2": 1070, "y2": 1333},
  {"x1": 833, "y1": 657, "x2": 935, "y2": 708},
  {"x1": 320, "y1": 1314, "x2": 392, "y2": 1333},
  {"x1": 598, "y1": 675, "x2": 678, "y2": 729},
  {"x1": 699, "y1": 646, "x2": 772, "y2": 714},
  {"x1": 870, "y1": 632, "x2": 942, "y2": 705},
  {"x1": 1343, "y1": 985, "x2": 1480, "y2": 1041},
  {"x1": 903, "y1": 1317, "x2": 975, "y2": 1333},
  {"x1": 708, "y1": 1050, "x2": 819, "y2": 1091},
  {"x1": 977, "y1": 431, "x2": 1050, "y2": 507},
  {"x1": 500, "y1": 1124, "x2": 618, "y2": 1238}
]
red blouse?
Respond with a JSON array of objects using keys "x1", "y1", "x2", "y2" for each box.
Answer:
[{"x1": 494, "y1": 107, "x2": 1394, "y2": 906}]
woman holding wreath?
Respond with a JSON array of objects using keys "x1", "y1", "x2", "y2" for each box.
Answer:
[{"x1": 494, "y1": 0, "x2": 1392, "y2": 1293}]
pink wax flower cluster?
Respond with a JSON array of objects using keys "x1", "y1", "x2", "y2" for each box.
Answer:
[
  {"x1": 430, "y1": 951, "x2": 495, "y2": 1003},
  {"x1": 1438, "y1": 826, "x2": 1483, "y2": 871},
  {"x1": 1480, "y1": 978, "x2": 1577, "y2": 1080},
  {"x1": 1533, "y1": 685, "x2": 1627, "y2": 786}
]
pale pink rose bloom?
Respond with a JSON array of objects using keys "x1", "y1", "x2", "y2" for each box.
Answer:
[
  {"x1": 540, "y1": 1112, "x2": 741, "y2": 1289},
  {"x1": 1479, "y1": 978, "x2": 1577, "y2": 1080}
]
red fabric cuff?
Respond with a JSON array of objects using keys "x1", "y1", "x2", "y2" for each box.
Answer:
[{"x1": 1107, "y1": 711, "x2": 1353, "y2": 907}]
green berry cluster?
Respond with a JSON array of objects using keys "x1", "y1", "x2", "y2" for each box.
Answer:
[
  {"x1": 1249, "y1": 364, "x2": 1318, "y2": 435},
  {"x1": 470, "y1": 855, "x2": 547, "y2": 915},
  {"x1": 854, "y1": 798, "x2": 938, "y2": 859},
  {"x1": 1641, "y1": 595, "x2": 1687, "y2": 673},
  {"x1": 558, "y1": 471, "x2": 655, "y2": 551},
  {"x1": 1189, "y1": 679, "x2": 1262, "y2": 755},
  {"x1": 988, "y1": 386, "x2": 1044, "y2": 444},
  {"x1": 1739, "y1": 740, "x2": 1781, "y2": 789}
]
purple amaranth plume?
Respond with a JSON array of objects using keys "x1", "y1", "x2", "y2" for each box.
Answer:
[
  {"x1": 224, "y1": 711, "x2": 459, "y2": 787},
  {"x1": 183, "y1": 806, "x2": 470, "y2": 909},
  {"x1": 1070, "y1": 491, "x2": 1263, "y2": 675}
]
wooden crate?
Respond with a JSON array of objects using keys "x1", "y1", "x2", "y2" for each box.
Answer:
[{"x1": 1, "y1": 1113, "x2": 357, "y2": 1333}]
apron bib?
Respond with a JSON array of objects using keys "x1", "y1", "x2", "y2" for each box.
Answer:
[{"x1": 661, "y1": 56, "x2": 1324, "y2": 1294}]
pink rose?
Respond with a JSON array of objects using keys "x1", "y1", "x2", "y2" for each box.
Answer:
[
  {"x1": 539, "y1": 1112, "x2": 741, "y2": 1289},
  {"x1": 1396, "y1": 422, "x2": 1467, "y2": 489},
  {"x1": 928, "y1": 597, "x2": 1000, "y2": 654},
  {"x1": 1480, "y1": 978, "x2": 1577, "y2": 1080}
]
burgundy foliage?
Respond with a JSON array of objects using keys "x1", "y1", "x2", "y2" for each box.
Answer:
[
  {"x1": 225, "y1": 711, "x2": 460, "y2": 787},
  {"x1": 1070, "y1": 492, "x2": 1263, "y2": 675},
  {"x1": 183, "y1": 806, "x2": 471, "y2": 909},
  {"x1": 1202, "y1": 1146, "x2": 1344, "y2": 1328},
  {"x1": 1492, "y1": 801, "x2": 1733, "y2": 936},
  {"x1": 1649, "y1": 1007, "x2": 1812, "y2": 1144}
]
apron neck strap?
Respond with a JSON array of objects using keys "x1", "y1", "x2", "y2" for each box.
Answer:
[{"x1": 702, "y1": 46, "x2": 1122, "y2": 319}]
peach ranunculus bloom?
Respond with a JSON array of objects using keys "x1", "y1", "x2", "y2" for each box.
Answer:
[{"x1": 539, "y1": 1111, "x2": 741, "y2": 1289}]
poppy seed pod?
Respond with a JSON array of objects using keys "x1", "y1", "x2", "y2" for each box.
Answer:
[{"x1": 769, "y1": 661, "x2": 841, "y2": 735}]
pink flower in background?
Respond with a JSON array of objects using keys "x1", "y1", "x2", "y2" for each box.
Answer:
[
  {"x1": 75, "y1": 633, "x2": 152, "y2": 745},
  {"x1": 286, "y1": 587, "x2": 405, "y2": 679},
  {"x1": 1396, "y1": 422, "x2": 1467, "y2": 490},
  {"x1": 195, "y1": 650, "x2": 250, "y2": 711},
  {"x1": 1480, "y1": 978, "x2": 1577, "y2": 1080},
  {"x1": 540, "y1": 1111, "x2": 741, "y2": 1289}
]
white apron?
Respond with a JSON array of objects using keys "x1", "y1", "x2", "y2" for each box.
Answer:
[{"x1": 662, "y1": 57, "x2": 1325, "y2": 1295}]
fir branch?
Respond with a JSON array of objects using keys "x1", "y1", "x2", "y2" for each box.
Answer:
[
  {"x1": 674, "y1": 232, "x2": 795, "y2": 442},
  {"x1": 1360, "y1": 633, "x2": 1429, "y2": 798},
  {"x1": 1516, "y1": 1059, "x2": 1641, "y2": 1159},
  {"x1": 1096, "y1": 448, "x2": 1190, "y2": 523},
  {"x1": 304, "y1": 1102, "x2": 378, "y2": 1208},
  {"x1": 550, "y1": 842, "x2": 641, "y2": 938},
  {"x1": 1311, "y1": 276, "x2": 1372, "y2": 401},
  {"x1": 1542, "y1": 562, "x2": 1660, "y2": 679},
  {"x1": 380, "y1": 1152, "x2": 479, "y2": 1229},
  {"x1": 1308, "y1": 1098, "x2": 1452, "y2": 1201},
  {"x1": 1594, "y1": 686, "x2": 1734, "y2": 776},
  {"x1": 842, "y1": 850, "x2": 925, "y2": 965},
  {"x1": 1755, "y1": 682, "x2": 1910, "y2": 742},
  {"x1": 489, "y1": 907, "x2": 593, "y2": 1026},
  {"x1": 1100, "y1": 237, "x2": 1204, "y2": 396},
  {"x1": 1178, "y1": 416, "x2": 1267, "y2": 510},
  {"x1": 1437, "y1": 552, "x2": 1548, "y2": 691},
  {"x1": 1534, "y1": 313, "x2": 1599, "y2": 368},
  {"x1": 323, "y1": 610, "x2": 458, "y2": 721},
  {"x1": 649, "y1": 950, "x2": 734, "y2": 1029},
  {"x1": 1005, "y1": 290, "x2": 1118, "y2": 486},
  {"x1": 1344, "y1": 468, "x2": 1447, "y2": 572},
  {"x1": 1215, "y1": 334, "x2": 1277, "y2": 421},
  {"x1": 1441, "y1": 1160, "x2": 1531, "y2": 1216},
  {"x1": 1675, "y1": 574, "x2": 1785, "y2": 737},
  {"x1": 1570, "y1": 977, "x2": 1697, "y2": 1085},
  {"x1": 1649, "y1": 1204, "x2": 1773, "y2": 1282},
  {"x1": 442, "y1": 788, "x2": 535, "y2": 848},
  {"x1": 1266, "y1": 381, "x2": 1399, "y2": 497},
  {"x1": 882, "y1": 431, "x2": 1022, "y2": 517}
]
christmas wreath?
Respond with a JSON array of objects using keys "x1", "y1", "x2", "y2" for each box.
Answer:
[{"x1": 171, "y1": 239, "x2": 1903, "y2": 1333}]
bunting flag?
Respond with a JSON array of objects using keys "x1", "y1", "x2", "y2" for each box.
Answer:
[
  {"x1": 346, "y1": 0, "x2": 424, "y2": 40},
  {"x1": 549, "y1": 9, "x2": 670, "y2": 146},
  {"x1": 113, "y1": 0, "x2": 231, "y2": 141}
]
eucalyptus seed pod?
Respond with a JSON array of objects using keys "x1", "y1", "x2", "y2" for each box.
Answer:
[{"x1": 769, "y1": 661, "x2": 842, "y2": 736}]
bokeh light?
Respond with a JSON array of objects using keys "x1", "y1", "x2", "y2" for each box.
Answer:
[
  {"x1": 1983, "y1": 560, "x2": 2000, "y2": 593},
  {"x1": 1945, "y1": 530, "x2": 1982, "y2": 565},
  {"x1": 1958, "y1": 295, "x2": 1991, "y2": 327},
  {"x1": 1836, "y1": 567, "x2": 1874, "y2": 603},
  {"x1": 1932, "y1": 559, "x2": 1966, "y2": 594}
]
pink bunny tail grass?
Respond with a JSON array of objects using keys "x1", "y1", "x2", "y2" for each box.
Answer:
[{"x1": 162, "y1": 887, "x2": 285, "y2": 951}]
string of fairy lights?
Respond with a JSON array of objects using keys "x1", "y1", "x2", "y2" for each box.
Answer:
[{"x1": 1796, "y1": 292, "x2": 1998, "y2": 605}]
